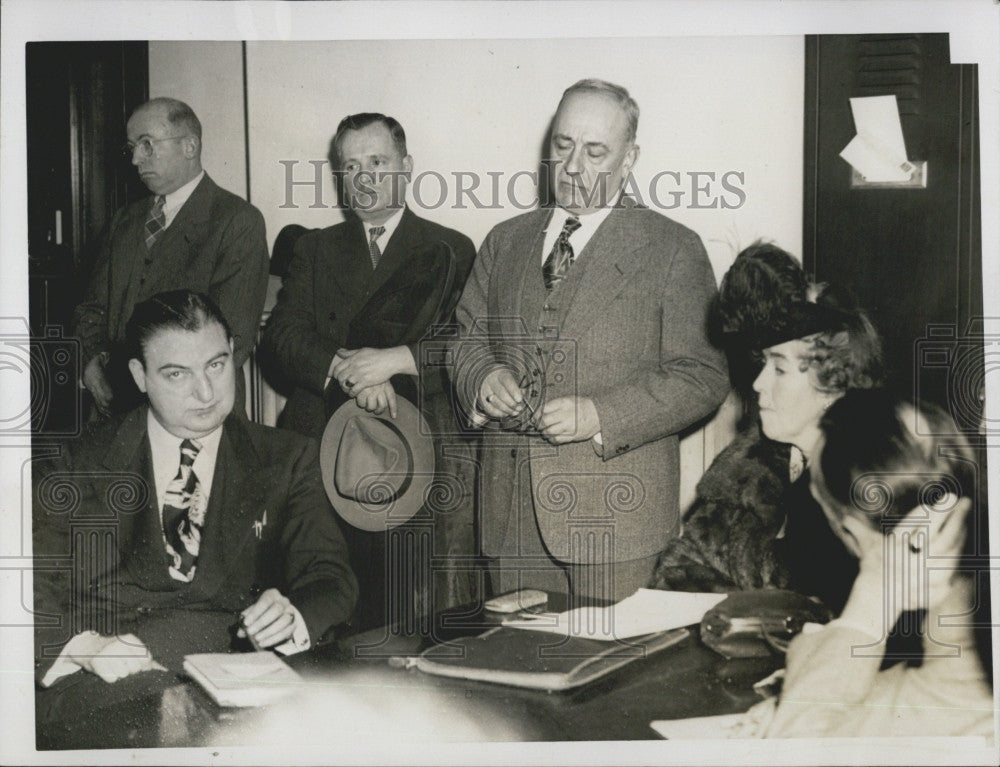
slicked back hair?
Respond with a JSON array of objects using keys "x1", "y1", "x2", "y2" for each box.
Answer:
[{"x1": 125, "y1": 289, "x2": 232, "y2": 366}]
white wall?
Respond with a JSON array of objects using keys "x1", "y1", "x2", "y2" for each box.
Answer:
[
  {"x1": 146, "y1": 36, "x2": 804, "y2": 507},
  {"x1": 149, "y1": 41, "x2": 248, "y2": 200},
  {"x1": 245, "y1": 36, "x2": 804, "y2": 281}
]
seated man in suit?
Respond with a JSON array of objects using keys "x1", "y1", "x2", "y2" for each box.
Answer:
[
  {"x1": 33, "y1": 290, "x2": 357, "y2": 729},
  {"x1": 74, "y1": 97, "x2": 269, "y2": 416},
  {"x1": 260, "y1": 113, "x2": 477, "y2": 632}
]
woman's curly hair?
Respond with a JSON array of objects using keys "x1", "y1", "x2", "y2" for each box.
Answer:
[{"x1": 797, "y1": 283, "x2": 885, "y2": 395}]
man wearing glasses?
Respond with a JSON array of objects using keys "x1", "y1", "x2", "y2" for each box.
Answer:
[{"x1": 73, "y1": 97, "x2": 269, "y2": 417}]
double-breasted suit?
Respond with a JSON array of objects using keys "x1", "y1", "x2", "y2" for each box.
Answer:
[
  {"x1": 261, "y1": 207, "x2": 476, "y2": 440},
  {"x1": 452, "y1": 200, "x2": 729, "y2": 571},
  {"x1": 33, "y1": 408, "x2": 358, "y2": 686},
  {"x1": 260, "y1": 207, "x2": 477, "y2": 630}
]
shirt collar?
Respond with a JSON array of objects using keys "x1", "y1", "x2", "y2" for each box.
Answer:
[
  {"x1": 543, "y1": 193, "x2": 622, "y2": 262},
  {"x1": 552, "y1": 189, "x2": 622, "y2": 229},
  {"x1": 146, "y1": 407, "x2": 224, "y2": 507},
  {"x1": 359, "y1": 204, "x2": 405, "y2": 247},
  {"x1": 161, "y1": 169, "x2": 205, "y2": 225}
]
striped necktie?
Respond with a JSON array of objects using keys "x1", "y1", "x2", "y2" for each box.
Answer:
[
  {"x1": 367, "y1": 226, "x2": 386, "y2": 268},
  {"x1": 543, "y1": 216, "x2": 582, "y2": 291},
  {"x1": 144, "y1": 195, "x2": 166, "y2": 250},
  {"x1": 161, "y1": 438, "x2": 205, "y2": 582}
]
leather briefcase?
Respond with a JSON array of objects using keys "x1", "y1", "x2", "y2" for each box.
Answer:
[
  {"x1": 699, "y1": 590, "x2": 833, "y2": 659},
  {"x1": 414, "y1": 626, "x2": 689, "y2": 691}
]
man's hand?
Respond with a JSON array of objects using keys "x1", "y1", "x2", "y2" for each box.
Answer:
[
  {"x1": 478, "y1": 367, "x2": 525, "y2": 419},
  {"x1": 355, "y1": 381, "x2": 398, "y2": 418},
  {"x1": 73, "y1": 633, "x2": 165, "y2": 683},
  {"x1": 82, "y1": 355, "x2": 113, "y2": 415},
  {"x1": 534, "y1": 396, "x2": 601, "y2": 445},
  {"x1": 237, "y1": 588, "x2": 297, "y2": 649},
  {"x1": 331, "y1": 346, "x2": 415, "y2": 396},
  {"x1": 842, "y1": 495, "x2": 971, "y2": 627}
]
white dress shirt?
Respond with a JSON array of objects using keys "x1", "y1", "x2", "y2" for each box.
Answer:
[
  {"x1": 540, "y1": 201, "x2": 617, "y2": 266},
  {"x1": 362, "y1": 204, "x2": 405, "y2": 256},
  {"x1": 161, "y1": 169, "x2": 205, "y2": 228}
]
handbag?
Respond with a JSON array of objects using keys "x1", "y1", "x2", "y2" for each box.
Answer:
[{"x1": 699, "y1": 590, "x2": 833, "y2": 659}]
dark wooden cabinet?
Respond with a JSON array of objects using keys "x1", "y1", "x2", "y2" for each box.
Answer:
[
  {"x1": 26, "y1": 41, "x2": 149, "y2": 332},
  {"x1": 803, "y1": 34, "x2": 982, "y2": 430},
  {"x1": 26, "y1": 42, "x2": 148, "y2": 436}
]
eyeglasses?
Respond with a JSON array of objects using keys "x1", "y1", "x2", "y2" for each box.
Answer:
[{"x1": 122, "y1": 135, "x2": 190, "y2": 160}]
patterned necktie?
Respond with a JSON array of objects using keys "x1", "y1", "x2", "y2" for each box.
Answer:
[
  {"x1": 367, "y1": 226, "x2": 386, "y2": 268},
  {"x1": 161, "y1": 438, "x2": 205, "y2": 582},
  {"x1": 144, "y1": 195, "x2": 166, "y2": 250},
  {"x1": 543, "y1": 216, "x2": 582, "y2": 291}
]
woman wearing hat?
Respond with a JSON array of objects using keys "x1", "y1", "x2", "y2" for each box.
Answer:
[{"x1": 648, "y1": 243, "x2": 884, "y2": 614}]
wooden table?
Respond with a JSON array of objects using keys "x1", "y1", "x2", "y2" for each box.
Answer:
[{"x1": 37, "y1": 595, "x2": 777, "y2": 749}]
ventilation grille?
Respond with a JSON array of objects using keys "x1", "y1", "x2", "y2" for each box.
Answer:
[{"x1": 854, "y1": 35, "x2": 923, "y2": 115}]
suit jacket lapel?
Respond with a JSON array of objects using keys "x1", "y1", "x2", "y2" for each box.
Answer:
[
  {"x1": 145, "y1": 174, "x2": 215, "y2": 268},
  {"x1": 183, "y1": 415, "x2": 264, "y2": 602},
  {"x1": 324, "y1": 219, "x2": 372, "y2": 302},
  {"x1": 558, "y1": 202, "x2": 651, "y2": 338},
  {"x1": 367, "y1": 207, "x2": 418, "y2": 299},
  {"x1": 100, "y1": 408, "x2": 171, "y2": 589},
  {"x1": 498, "y1": 209, "x2": 550, "y2": 322}
]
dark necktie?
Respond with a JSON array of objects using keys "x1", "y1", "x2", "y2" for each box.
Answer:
[
  {"x1": 161, "y1": 438, "x2": 204, "y2": 582},
  {"x1": 367, "y1": 225, "x2": 386, "y2": 268},
  {"x1": 543, "y1": 216, "x2": 582, "y2": 291},
  {"x1": 144, "y1": 195, "x2": 166, "y2": 250}
]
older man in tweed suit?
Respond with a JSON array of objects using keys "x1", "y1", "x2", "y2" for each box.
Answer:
[{"x1": 451, "y1": 80, "x2": 728, "y2": 602}]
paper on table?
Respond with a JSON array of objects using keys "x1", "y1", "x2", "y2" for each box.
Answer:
[
  {"x1": 650, "y1": 714, "x2": 752, "y2": 739},
  {"x1": 502, "y1": 588, "x2": 726, "y2": 641},
  {"x1": 651, "y1": 698, "x2": 777, "y2": 739},
  {"x1": 839, "y1": 95, "x2": 915, "y2": 182}
]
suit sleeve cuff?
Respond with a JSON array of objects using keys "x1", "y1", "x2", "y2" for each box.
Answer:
[{"x1": 274, "y1": 605, "x2": 311, "y2": 656}]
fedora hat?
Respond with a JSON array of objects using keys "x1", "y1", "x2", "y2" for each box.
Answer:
[{"x1": 320, "y1": 398, "x2": 435, "y2": 531}]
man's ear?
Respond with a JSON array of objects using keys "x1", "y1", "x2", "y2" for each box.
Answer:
[
  {"x1": 128, "y1": 358, "x2": 147, "y2": 393},
  {"x1": 623, "y1": 143, "x2": 640, "y2": 176},
  {"x1": 181, "y1": 134, "x2": 200, "y2": 160}
]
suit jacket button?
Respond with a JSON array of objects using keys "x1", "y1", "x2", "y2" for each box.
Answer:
[
  {"x1": 328, "y1": 311, "x2": 337, "y2": 321},
  {"x1": 136, "y1": 606, "x2": 151, "y2": 615}
]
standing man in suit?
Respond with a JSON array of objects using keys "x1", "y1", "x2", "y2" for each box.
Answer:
[
  {"x1": 74, "y1": 97, "x2": 269, "y2": 416},
  {"x1": 261, "y1": 113, "x2": 477, "y2": 631},
  {"x1": 34, "y1": 290, "x2": 357, "y2": 729},
  {"x1": 451, "y1": 79, "x2": 729, "y2": 602}
]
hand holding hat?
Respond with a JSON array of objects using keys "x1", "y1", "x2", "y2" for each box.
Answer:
[{"x1": 320, "y1": 398, "x2": 434, "y2": 531}]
